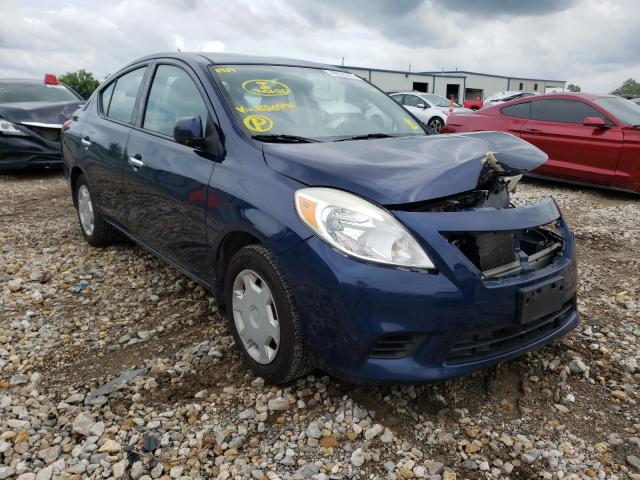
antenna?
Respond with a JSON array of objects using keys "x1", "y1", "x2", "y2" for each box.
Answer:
[{"x1": 341, "y1": 57, "x2": 344, "y2": 66}]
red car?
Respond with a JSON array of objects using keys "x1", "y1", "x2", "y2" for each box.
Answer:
[{"x1": 443, "y1": 93, "x2": 640, "y2": 193}]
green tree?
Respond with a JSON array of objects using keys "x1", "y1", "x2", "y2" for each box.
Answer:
[
  {"x1": 58, "y1": 69, "x2": 100, "y2": 99},
  {"x1": 566, "y1": 83, "x2": 581, "y2": 92},
  {"x1": 611, "y1": 78, "x2": 640, "y2": 96}
]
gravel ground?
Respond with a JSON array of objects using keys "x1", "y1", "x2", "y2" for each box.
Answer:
[{"x1": 1, "y1": 171, "x2": 639, "y2": 480}]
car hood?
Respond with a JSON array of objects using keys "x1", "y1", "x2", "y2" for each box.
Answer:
[
  {"x1": 0, "y1": 101, "x2": 83, "y2": 126},
  {"x1": 263, "y1": 131, "x2": 548, "y2": 205}
]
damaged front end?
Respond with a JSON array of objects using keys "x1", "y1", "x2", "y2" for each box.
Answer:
[{"x1": 386, "y1": 138, "x2": 568, "y2": 279}]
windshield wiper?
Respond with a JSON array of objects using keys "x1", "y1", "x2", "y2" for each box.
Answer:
[
  {"x1": 334, "y1": 133, "x2": 393, "y2": 142},
  {"x1": 251, "y1": 134, "x2": 318, "y2": 143}
]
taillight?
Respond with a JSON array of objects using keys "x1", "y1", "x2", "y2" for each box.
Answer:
[{"x1": 62, "y1": 120, "x2": 72, "y2": 131}]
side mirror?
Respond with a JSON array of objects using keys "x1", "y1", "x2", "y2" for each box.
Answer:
[
  {"x1": 416, "y1": 103, "x2": 427, "y2": 109},
  {"x1": 583, "y1": 116, "x2": 607, "y2": 128},
  {"x1": 174, "y1": 116, "x2": 205, "y2": 147}
]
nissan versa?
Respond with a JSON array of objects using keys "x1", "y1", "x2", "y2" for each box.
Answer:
[{"x1": 61, "y1": 53, "x2": 578, "y2": 384}]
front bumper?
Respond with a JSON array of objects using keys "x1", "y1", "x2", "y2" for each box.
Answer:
[
  {"x1": 279, "y1": 198, "x2": 578, "y2": 383},
  {"x1": 0, "y1": 132, "x2": 62, "y2": 171}
]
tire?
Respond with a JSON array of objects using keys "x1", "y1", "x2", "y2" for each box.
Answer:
[
  {"x1": 428, "y1": 117, "x2": 445, "y2": 133},
  {"x1": 74, "y1": 174, "x2": 116, "y2": 247},
  {"x1": 224, "y1": 244, "x2": 312, "y2": 384}
]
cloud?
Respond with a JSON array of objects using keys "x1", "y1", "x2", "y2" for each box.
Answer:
[{"x1": 0, "y1": 0, "x2": 638, "y2": 93}]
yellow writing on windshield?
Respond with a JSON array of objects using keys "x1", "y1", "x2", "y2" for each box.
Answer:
[
  {"x1": 242, "y1": 79, "x2": 291, "y2": 96},
  {"x1": 236, "y1": 102, "x2": 296, "y2": 114},
  {"x1": 243, "y1": 114, "x2": 274, "y2": 132}
]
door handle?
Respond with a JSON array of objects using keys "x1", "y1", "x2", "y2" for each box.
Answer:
[
  {"x1": 128, "y1": 155, "x2": 144, "y2": 169},
  {"x1": 81, "y1": 137, "x2": 91, "y2": 147},
  {"x1": 523, "y1": 128, "x2": 542, "y2": 134}
]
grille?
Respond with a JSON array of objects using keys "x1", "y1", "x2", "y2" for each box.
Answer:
[
  {"x1": 445, "y1": 297, "x2": 575, "y2": 364},
  {"x1": 445, "y1": 223, "x2": 563, "y2": 278},
  {"x1": 369, "y1": 334, "x2": 422, "y2": 359},
  {"x1": 24, "y1": 125, "x2": 61, "y2": 142}
]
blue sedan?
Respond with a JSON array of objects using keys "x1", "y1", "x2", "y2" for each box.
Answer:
[{"x1": 61, "y1": 53, "x2": 578, "y2": 384}]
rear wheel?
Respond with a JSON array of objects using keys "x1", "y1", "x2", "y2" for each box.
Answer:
[
  {"x1": 75, "y1": 174, "x2": 116, "y2": 247},
  {"x1": 224, "y1": 245, "x2": 312, "y2": 384},
  {"x1": 428, "y1": 117, "x2": 445, "y2": 133}
]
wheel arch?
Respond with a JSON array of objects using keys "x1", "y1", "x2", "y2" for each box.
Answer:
[{"x1": 70, "y1": 166, "x2": 84, "y2": 208}]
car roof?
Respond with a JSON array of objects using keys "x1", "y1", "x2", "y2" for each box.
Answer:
[{"x1": 126, "y1": 52, "x2": 338, "y2": 70}]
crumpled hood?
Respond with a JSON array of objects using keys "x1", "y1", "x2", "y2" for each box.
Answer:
[
  {"x1": 263, "y1": 131, "x2": 548, "y2": 205},
  {"x1": 0, "y1": 100, "x2": 83, "y2": 126}
]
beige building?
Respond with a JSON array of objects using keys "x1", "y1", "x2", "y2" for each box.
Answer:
[{"x1": 340, "y1": 66, "x2": 566, "y2": 103}]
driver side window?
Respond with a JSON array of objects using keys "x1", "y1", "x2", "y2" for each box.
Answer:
[
  {"x1": 143, "y1": 65, "x2": 209, "y2": 137},
  {"x1": 404, "y1": 95, "x2": 422, "y2": 107}
]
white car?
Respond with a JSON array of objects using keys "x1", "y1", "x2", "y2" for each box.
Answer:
[
  {"x1": 389, "y1": 92, "x2": 451, "y2": 132},
  {"x1": 482, "y1": 91, "x2": 540, "y2": 107},
  {"x1": 630, "y1": 97, "x2": 640, "y2": 106}
]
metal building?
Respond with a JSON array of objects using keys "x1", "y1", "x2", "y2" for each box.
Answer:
[{"x1": 340, "y1": 66, "x2": 566, "y2": 103}]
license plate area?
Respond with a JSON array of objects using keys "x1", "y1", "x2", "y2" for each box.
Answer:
[{"x1": 518, "y1": 276, "x2": 566, "y2": 325}]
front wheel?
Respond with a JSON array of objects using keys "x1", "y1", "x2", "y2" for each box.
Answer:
[
  {"x1": 74, "y1": 174, "x2": 116, "y2": 247},
  {"x1": 224, "y1": 245, "x2": 312, "y2": 384},
  {"x1": 428, "y1": 117, "x2": 445, "y2": 133}
]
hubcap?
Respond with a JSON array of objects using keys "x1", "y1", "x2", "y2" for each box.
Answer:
[
  {"x1": 231, "y1": 269, "x2": 281, "y2": 364},
  {"x1": 429, "y1": 118, "x2": 443, "y2": 132},
  {"x1": 77, "y1": 185, "x2": 95, "y2": 236}
]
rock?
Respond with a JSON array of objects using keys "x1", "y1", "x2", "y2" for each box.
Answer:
[
  {"x1": 112, "y1": 459, "x2": 128, "y2": 478},
  {"x1": 568, "y1": 358, "x2": 589, "y2": 374},
  {"x1": 267, "y1": 397, "x2": 289, "y2": 411},
  {"x1": 319, "y1": 436, "x2": 338, "y2": 448},
  {"x1": 98, "y1": 439, "x2": 121, "y2": 453},
  {"x1": 628, "y1": 455, "x2": 640, "y2": 472},
  {"x1": 7, "y1": 278, "x2": 23, "y2": 292},
  {"x1": 295, "y1": 464, "x2": 319, "y2": 478},
  {"x1": 351, "y1": 448, "x2": 365, "y2": 467},
  {"x1": 35, "y1": 467, "x2": 53, "y2": 480},
  {"x1": 611, "y1": 390, "x2": 627, "y2": 401},
  {"x1": 131, "y1": 461, "x2": 145, "y2": 479},
  {"x1": 306, "y1": 422, "x2": 322, "y2": 439},
  {"x1": 72, "y1": 412, "x2": 95, "y2": 436},
  {"x1": 38, "y1": 445, "x2": 61, "y2": 464},
  {"x1": 364, "y1": 424, "x2": 384, "y2": 441},
  {"x1": 0, "y1": 467, "x2": 16, "y2": 480},
  {"x1": 169, "y1": 466, "x2": 183, "y2": 478},
  {"x1": 426, "y1": 461, "x2": 444, "y2": 475}
]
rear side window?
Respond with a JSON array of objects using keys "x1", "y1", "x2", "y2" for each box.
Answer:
[
  {"x1": 391, "y1": 94, "x2": 404, "y2": 104},
  {"x1": 501, "y1": 102, "x2": 530, "y2": 119},
  {"x1": 105, "y1": 67, "x2": 146, "y2": 123},
  {"x1": 531, "y1": 99, "x2": 605, "y2": 124},
  {"x1": 100, "y1": 82, "x2": 115, "y2": 114},
  {"x1": 143, "y1": 65, "x2": 209, "y2": 137}
]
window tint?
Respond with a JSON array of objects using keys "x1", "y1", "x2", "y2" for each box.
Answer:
[
  {"x1": 106, "y1": 67, "x2": 146, "y2": 123},
  {"x1": 100, "y1": 82, "x2": 115, "y2": 114},
  {"x1": 404, "y1": 95, "x2": 423, "y2": 107},
  {"x1": 501, "y1": 102, "x2": 530, "y2": 119},
  {"x1": 531, "y1": 99, "x2": 605, "y2": 124},
  {"x1": 143, "y1": 65, "x2": 208, "y2": 137}
]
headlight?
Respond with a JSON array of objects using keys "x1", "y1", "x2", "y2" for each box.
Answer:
[
  {"x1": 0, "y1": 120, "x2": 28, "y2": 136},
  {"x1": 295, "y1": 187, "x2": 435, "y2": 269}
]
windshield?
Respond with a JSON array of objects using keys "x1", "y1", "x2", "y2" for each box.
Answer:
[
  {"x1": 420, "y1": 94, "x2": 460, "y2": 108},
  {"x1": 594, "y1": 97, "x2": 640, "y2": 126},
  {"x1": 211, "y1": 65, "x2": 426, "y2": 141},
  {"x1": 0, "y1": 83, "x2": 79, "y2": 103}
]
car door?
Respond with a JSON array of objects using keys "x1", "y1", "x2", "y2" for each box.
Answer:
[
  {"x1": 123, "y1": 62, "x2": 217, "y2": 279},
  {"x1": 401, "y1": 94, "x2": 430, "y2": 122},
  {"x1": 496, "y1": 101, "x2": 531, "y2": 136},
  {"x1": 81, "y1": 66, "x2": 148, "y2": 224},
  {"x1": 522, "y1": 98, "x2": 623, "y2": 186}
]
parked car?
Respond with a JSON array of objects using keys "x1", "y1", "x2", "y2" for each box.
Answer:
[
  {"x1": 463, "y1": 98, "x2": 484, "y2": 110},
  {"x1": 443, "y1": 93, "x2": 640, "y2": 193},
  {"x1": 62, "y1": 53, "x2": 578, "y2": 384},
  {"x1": 483, "y1": 91, "x2": 538, "y2": 107},
  {"x1": 0, "y1": 75, "x2": 83, "y2": 171},
  {"x1": 389, "y1": 92, "x2": 450, "y2": 132},
  {"x1": 630, "y1": 97, "x2": 640, "y2": 106}
]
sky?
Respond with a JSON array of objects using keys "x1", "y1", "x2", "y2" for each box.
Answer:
[{"x1": 1, "y1": 0, "x2": 638, "y2": 93}]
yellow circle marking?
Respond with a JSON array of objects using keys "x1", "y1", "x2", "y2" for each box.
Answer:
[
  {"x1": 404, "y1": 118, "x2": 419, "y2": 130},
  {"x1": 243, "y1": 114, "x2": 273, "y2": 133},
  {"x1": 242, "y1": 79, "x2": 291, "y2": 96}
]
